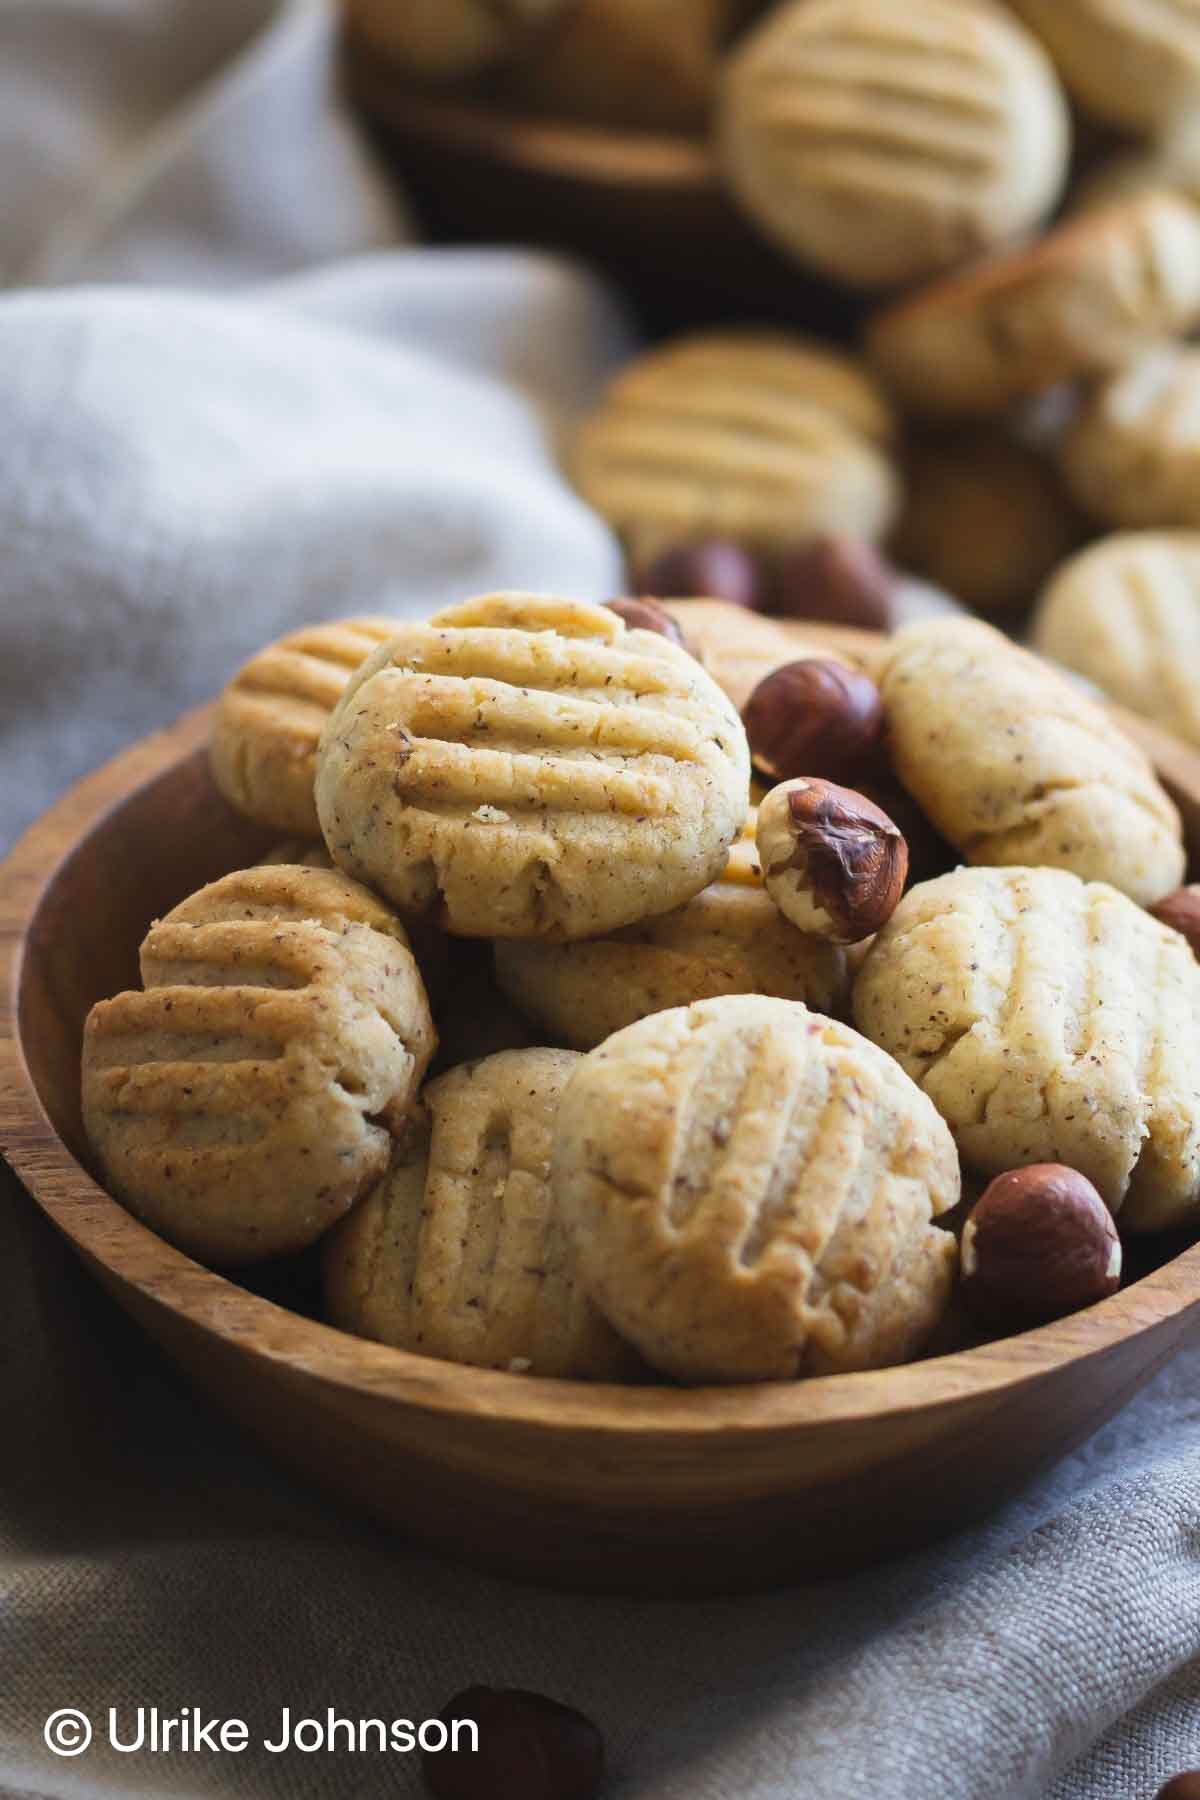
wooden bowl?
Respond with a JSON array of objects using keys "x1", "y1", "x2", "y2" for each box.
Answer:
[
  {"x1": 5, "y1": 672, "x2": 1200, "y2": 1595},
  {"x1": 344, "y1": 46, "x2": 851, "y2": 332}
]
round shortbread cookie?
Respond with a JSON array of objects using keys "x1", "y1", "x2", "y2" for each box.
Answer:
[
  {"x1": 342, "y1": 0, "x2": 570, "y2": 82},
  {"x1": 551, "y1": 994, "x2": 959, "y2": 1382},
  {"x1": 878, "y1": 616, "x2": 1185, "y2": 905},
  {"x1": 718, "y1": 0, "x2": 1069, "y2": 289},
  {"x1": 210, "y1": 616, "x2": 401, "y2": 837},
  {"x1": 324, "y1": 1048, "x2": 635, "y2": 1379},
  {"x1": 571, "y1": 331, "x2": 899, "y2": 568},
  {"x1": 1061, "y1": 347, "x2": 1200, "y2": 532},
  {"x1": 866, "y1": 192, "x2": 1200, "y2": 420},
  {"x1": 82, "y1": 864, "x2": 436, "y2": 1265},
  {"x1": 1007, "y1": 0, "x2": 1200, "y2": 135},
  {"x1": 1033, "y1": 532, "x2": 1200, "y2": 750},
  {"x1": 892, "y1": 434, "x2": 1081, "y2": 615},
  {"x1": 314, "y1": 592, "x2": 750, "y2": 939},
  {"x1": 854, "y1": 865, "x2": 1200, "y2": 1229},
  {"x1": 493, "y1": 813, "x2": 849, "y2": 1049}
]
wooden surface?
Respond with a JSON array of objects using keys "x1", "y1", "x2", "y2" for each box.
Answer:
[
  {"x1": 344, "y1": 45, "x2": 851, "y2": 333},
  {"x1": 4, "y1": 664, "x2": 1200, "y2": 1593}
]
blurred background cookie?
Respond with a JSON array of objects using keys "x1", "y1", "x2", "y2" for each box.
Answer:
[
  {"x1": 325, "y1": 1048, "x2": 635, "y2": 1377},
  {"x1": 1033, "y1": 531, "x2": 1200, "y2": 749},
  {"x1": 1007, "y1": 0, "x2": 1200, "y2": 135},
  {"x1": 718, "y1": 0, "x2": 1070, "y2": 289},
  {"x1": 1060, "y1": 345, "x2": 1200, "y2": 530},
  {"x1": 573, "y1": 329, "x2": 899, "y2": 571}
]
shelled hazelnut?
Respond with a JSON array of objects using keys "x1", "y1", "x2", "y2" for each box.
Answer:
[
  {"x1": 635, "y1": 538, "x2": 764, "y2": 612},
  {"x1": 423, "y1": 1687, "x2": 604, "y2": 1800},
  {"x1": 756, "y1": 778, "x2": 907, "y2": 943},
  {"x1": 606, "y1": 595, "x2": 686, "y2": 645},
  {"x1": 742, "y1": 658, "x2": 884, "y2": 785},
  {"x1": 1150, "y1": 887, "x2": 1200, "y2": 959},
  {"x1": 960, "y1": 1166, "x2": 1122, "y2": 1329},
  {"x1": 769, "y1": 536, "x2": 897, "y2": 632},
  {"x1": 1156, "y1": 1774, "x2": 1200, "y2": 1800}
]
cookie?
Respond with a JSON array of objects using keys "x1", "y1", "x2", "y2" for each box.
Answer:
[
  {"x1": 82, "y1": 864, "x2": 436, "y2": 1265},
  {"x1": 1033, "y1": 532, "x2": 1200, "y2": 750},
  {"x1": 854, "y1": 865, "x2": 1200, "y2": 1229},
  {"x1": 1007, "y1": 0, "x2": 1200, "y2": 135},
  {"x1": 493, "y1": 812, "x2": 849, "y2": 1049},
  {"x1": 324, "y1": 1048, "x2": 634, "y2": 1378},
  {"x1": 718, "y1": 0, "x2": 1069, "y2": 290},
  {"x1": 314, "y1": 591, "x2": 750, "y2": 939},
  {"x1": 551, "y1": 995, "x2": 958, "y2": 1382},
  {"x1": 878, "y1": 616, "x2": 1185, "y2": 906},
  {"x1": 1060, "y1": 346, "x2": 1200, "y2": 532},
  {"x1": 343, "y1": 0, "x2": 570, "y2": 82},
  {"x1": 867, "y1": 192, "x2": 1200, "y2": 420},
  {"x1": 572, "y1": 331, "x2": 899, "y2": 568},
  {"x1": 210, "y1": 617, "x2": 401, "y2": 837},
  {"x1": 892, "y1": 434, "x2": 1081, "y2": 615}
]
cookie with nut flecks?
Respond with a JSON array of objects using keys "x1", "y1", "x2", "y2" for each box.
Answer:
[
  {"x1": 572, "y1": 330, "x2": 899, "y2": 569},
  {"x1": 493, "y1": 812, "x2": 849, "y2": 1050},
  {"x1": 314, "y1": 591, "x2": 750, "y2": 940},
  {"x1": 551, "y1": 994, "x2": 959, "y2": 1382},
  {"x1": 854, "y1": 864, "x2": 1200, "y2": 1231},
  {"x1": 867, "y1": 192, "x2": 1200, "y2": 420},
  {"x1": 82, "y1": 864, "x2": 436, "y2": 1265},
  {"x1": 210, "y1": 616, "x2": 402, "y2": 837},
  {"x1": 719, "y1": 0, "x2": 1070, "y2": 289},
  {"x1": 324, "y1": 1048, "x2": 636, "y2": 1379},
  {"x1": 877, "y1": 615, "x2": 1184, "y2": 906}
]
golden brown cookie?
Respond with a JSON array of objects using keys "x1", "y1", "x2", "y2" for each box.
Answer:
[
  {"x1": 1007, "y1": 0, "x2": 1200, "y2": 135},
  {"x1": 1060, "y1": 346, "x2": 1200, "y2": 531},
  {"x1": 1033, "y1": 531, "x2": 1200, "y2": 749},
  {"x1": 493, "y1": 812, "x2": 849, "y2": 1048},
  {"x1": 854, "y1": 865, "x2": 1200, "y2": 1229},
  {"x1": 343, "y1": 0, "x2": 571, "y2": 82},
  {"x1": 324, "y1": 1048, "x2": 635, "y2": 1378},
  {"x1": 82, "y1": 864, "x2": 436, "y2": 1265},
  {"x1": 210, "y1": 616, "x2": 401, "y2": 837},
  {"x1": 314, "y1": 592, "x2": 750, "y2": 939},
  {"x1": 867, "y1": 192, "x2": 1200, "y2": 420},
  {"x1": 572, "y1": 330, "x2": 899, "y2": 568},
  {"x1": 551, "y1": 994, "x2": 958, "y2": 1382},
  {"x1": 719, "y1": 0, "x2": 1070, "y2": 289},
  {"x1": 878, "y1": 616, "x2": 1185, "y2": 905},
  {"x1": 892, "y1": 434, "x2": 1082, "y2": 615}
]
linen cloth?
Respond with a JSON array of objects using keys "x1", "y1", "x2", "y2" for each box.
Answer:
[{"x1": 1, "y1": 3, "x2": 1198, "y2": 1797}]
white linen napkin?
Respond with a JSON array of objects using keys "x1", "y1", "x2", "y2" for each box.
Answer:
[{"x1": 1, "y1": 5, "x2": 1198, "y2": 1799}]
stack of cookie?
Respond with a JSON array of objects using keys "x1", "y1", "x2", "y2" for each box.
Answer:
[{"x1": 79, "y1": 587, "x2": 1200, "y2": 1387}]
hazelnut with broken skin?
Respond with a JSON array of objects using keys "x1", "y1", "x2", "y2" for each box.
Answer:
[
  {"x1": 960, "y1": 1165, "x2": 1122, "y2": 1329},
  {"x1": 743, "y1": 657, "x2": 884, "y2": 785},
  {"x1": 756, "y1": 778, "x2": 907, "y2": 943},
  {"x1": 605, "y1": 595, "x2": 686, "y2": 646},
  {"x1": 1150, "y1": 886, "x2": 1200, "y2": 959}
]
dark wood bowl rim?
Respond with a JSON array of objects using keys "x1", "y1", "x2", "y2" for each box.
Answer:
[{"x1": 3, "y1": 700, "x2": 1200, "y2": 1443}]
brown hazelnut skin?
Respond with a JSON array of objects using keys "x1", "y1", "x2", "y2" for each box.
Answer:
[
  {"x1": 1157, "y1": 1775, "x2": 1200, "y2": 1800},
  {"x1": 769, "y1": 535, "x2": 897, "y2": 631},
  {"x1": 960, "y1": 1165, "x2": 1122, "y2": 1330},
  {"x1": 1150, "y1": 886, "x2": 1200, "y2": 959},
  {"x1": 606, "y1": 595, "x2": 687, "y2": 646},
  {"x1": 423, "y1": 1687, "x2": 604, "y2": 1800},
  {"x1": 743, "y1": 657, "x2": 884, "y2": 785},
  {"x1": 758, "y1": 778, "x2": 908, "y2": 943},
  {"x1": 635, "y1": 538, "x2": 765, "y2": 611}
]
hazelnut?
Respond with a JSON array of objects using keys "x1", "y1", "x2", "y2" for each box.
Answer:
[
  {"x1": 856, "y1": 775, "x2": 956, "y2": 887},
  {"x1": 743, "y1": 657, "x2": 884, "y2": 785},
  {"x1": 1157, "y1": 1776, "x2": 1200, "y2": 1800},
  {"x1": 635, "y1": 538, "x2": 764, "y2": 611},
  {"x1": 769, "y1": 535, "x2": 896, "y2": 631},
  {"x1": 757, "y1": 778, "x2": 907, "y2": 943},
  {"x1": 960, "y1": 1165, "x2": 1122, "y2": 1329},
  {"x1": 423, "y1": 1686, "x2": 604, "y2": 1800},
  {"x1": 606, "y1": 595, "x2": 687, "y2": 646},
  {"x1": 1150, "y1": 885, "x2": 1200, "y2": 958}
]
